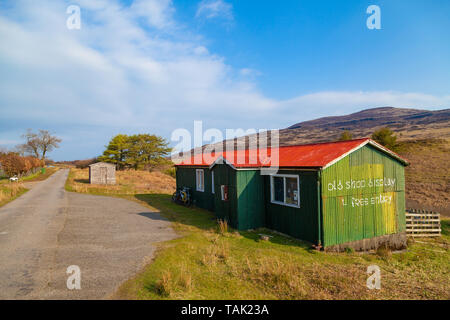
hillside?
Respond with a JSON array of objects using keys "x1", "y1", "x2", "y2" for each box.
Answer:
[{"x1": 283, "y1": 107, "x2": 450, "y2": 145}]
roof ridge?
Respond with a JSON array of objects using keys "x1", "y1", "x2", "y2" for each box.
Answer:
[
  {"x1": 269, "y1": 137, "x2": 370, "y2": 149},
  {"x1": 199, "y1": 137, "x2": 370, "y2": 152}
]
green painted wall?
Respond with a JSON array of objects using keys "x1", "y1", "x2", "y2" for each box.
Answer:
[
  {"x1": 176, "y1": 166, "x2": 215, "y2": 211},
  {"x1": 321, "y1": 144, "x2": 406, "y2": 247},
  {"x1": 211, "y1": 164, "x2": 239, "y2": 227},
  {"x1": 176, "y1": 143, "x2": 406, "y2": 248},
  {"x1": 263, "y1": 170, "x2": 319, "y2": 244},
  {"x1": 236, "y1": 170, "x2": 265, "y2": 230}
]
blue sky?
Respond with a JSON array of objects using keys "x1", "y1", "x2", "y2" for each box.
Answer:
[{"x1": 0, "y1": 0, "x2": 449, "y2": 160}]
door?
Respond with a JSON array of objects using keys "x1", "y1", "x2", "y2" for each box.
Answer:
[
  {"x1": 212, "y1": 165, "x2": 235, "y2": 226},
  {"x1": 100, "y1": 167, "x2": 107, "y2": 184}
]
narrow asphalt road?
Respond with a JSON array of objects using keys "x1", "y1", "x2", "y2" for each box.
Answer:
[{"x1": 0, "y1": 169, "x2": 176, "y2": 299}]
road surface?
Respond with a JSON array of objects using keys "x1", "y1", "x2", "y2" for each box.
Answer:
[{"x1": 0, "y1": 169, "x2": 176, "y2": 299}]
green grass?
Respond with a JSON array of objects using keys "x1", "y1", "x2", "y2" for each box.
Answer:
[
  {"x1": 21, "y1": 167, "x2": 58, "y2": 182},
  {"x1": 109, "y1": 194, "x2": 450, "y2": 300},
  {"x1": 64, "y1": 169, "x2": 450, "y2": 300}
]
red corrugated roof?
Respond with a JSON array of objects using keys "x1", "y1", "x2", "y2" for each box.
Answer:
[{"x1": 175, "y1": 138, "x2": 408, "y2": 169}]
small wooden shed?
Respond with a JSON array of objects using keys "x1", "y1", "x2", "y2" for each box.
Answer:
[
  {"x1": 175, "y1": 138, "x2": 409, "y2": 251},
  {"x1": 89, "y1": 162, "x2": 116, "y2": 185}
]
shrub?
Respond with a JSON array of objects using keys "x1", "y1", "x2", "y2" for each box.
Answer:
[
  {"x1": 371, "y1": 127, "x2": 398, "y2": 151},
  {"x1": 164, "y1": 167, "x2": 176, "y2": 178},
  {"x1": 339, "y1": 131, "x2": 353, "y2": 141},
  {"x1": 75, "y1": 158, "x2": 98, "y2": 169},
  {"x1": 0, "y1": 153, "x2": 42, "y2": 177},
  {"x1": 376, "y1": 244, "x2": 392, "y2": 258},
  {"x1": 344, "y1": 247, "x2": 354, "y2": 254}
]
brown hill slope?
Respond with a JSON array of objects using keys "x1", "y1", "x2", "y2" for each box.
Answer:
[{"x1": 283, "y1": 106, "x2": 449, "y2": 145}]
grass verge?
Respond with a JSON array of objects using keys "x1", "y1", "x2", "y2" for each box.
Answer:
[
  {"x1": 20, "y1": 167, "x2": 58, "y2": 182},
  {"x1": 0, "y1": 183, "x2": 28, "y2": 208},
  {"x1": 0, "y1": 167, "x2": 58, "y2": 208}
]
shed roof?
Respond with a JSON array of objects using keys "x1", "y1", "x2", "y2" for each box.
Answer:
[
  {"x1": 89, "y1": 162, "x2": 116, "y2": 167},
  {"x1": 175, "y1": 138, "x2": 409, "y2": 169}
]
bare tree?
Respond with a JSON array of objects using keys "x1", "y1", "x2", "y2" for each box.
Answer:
[
  {"x1": 17, "y1": 129, "x2": 40, "y2": 158},
  {"x1": 17, "y1": 129, "x2": 62, "y2": 160},
  {"x1": 39, "y1": 130, "x2": 62, "y2": 160}
]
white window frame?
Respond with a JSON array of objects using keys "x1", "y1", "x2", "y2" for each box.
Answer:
[
  {"x1": 211, "y1": 171, "x2": 215, "y2": 194},
  {"x1": 270, "y1": 174, "x2": 300, "y2": 208},
  {"x1": 196, "y1": 169, "x2": 204, "y2": 192}
]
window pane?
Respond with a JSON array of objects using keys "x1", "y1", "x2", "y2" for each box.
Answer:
[
  {"x1": 273, "y1": 177, "x2": 284, "y2": 202},
  {"x1": 200, "y1": 171, "x2": 204, "y2": 189},
  {"x1": 196, "y1": 170, "x2": 204, "y2": 191},
  {"x1": 285, "y1": 177, "x2": 298, "y2": 205}
]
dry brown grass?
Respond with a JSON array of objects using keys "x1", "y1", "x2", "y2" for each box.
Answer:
[
  {"x1": 154, "y1": 268, "x2": 194, "y2": 298},
  {"x1": 397, "y1": 138, "x2": 450, "y2": 215},
  {"x1": 0, "y1": 182, "x2": 27, "y2": 207},
  {"x1": 217, "y1": 219, "x2": 228, "y2": 235},
  {"x1": 66, "y1": 168, "x2": 176, "y2": 195},
  {"x1": 155, "y1": 271, "x2": 174, "y2": 297}
]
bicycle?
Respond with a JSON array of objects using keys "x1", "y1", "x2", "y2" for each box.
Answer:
[{"x1": 172, "y1": 187, "x2": 192, "y2": 207}]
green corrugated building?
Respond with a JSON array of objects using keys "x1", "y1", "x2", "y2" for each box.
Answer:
[{"x1": 175, "y1": 138, "x2": 409, "y2": 251}]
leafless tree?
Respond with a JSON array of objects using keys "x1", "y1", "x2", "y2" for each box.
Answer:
[{"x1": 17, "y1": 129, "x2": 62, "y2": 160}]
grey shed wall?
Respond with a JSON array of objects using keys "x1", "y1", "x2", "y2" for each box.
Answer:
[{"x1": 89, "y1": 163, "x2": 116, "y2": 185}]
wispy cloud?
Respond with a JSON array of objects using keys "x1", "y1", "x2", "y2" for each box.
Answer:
[
  {"x1": 276, "y1": 91, "x2": 450, "y2": 125},
  {"x1": 129, "y1": 0, "x2": 175, "y2": 29},
  {"x1": 195, "y1": 0, "x2": 233, "y2": 21}
]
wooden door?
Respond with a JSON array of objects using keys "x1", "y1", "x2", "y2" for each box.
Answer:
[{"x1": 100, "y1": 167, "x2": 107, "y2": 184}]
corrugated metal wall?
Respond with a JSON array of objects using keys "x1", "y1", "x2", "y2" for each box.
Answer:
[
  {"x1": 321, "y1": 145, "x2": 406, "y2": 247},
  {"x1": 264, "y1": 170, "x2": 319, "y2": 243},
  {"x1": 236, "y1": 170, "x2": 265, "y2": 230},
  {"x1": 176, "y1": 166, "x2": 215, "y2": 211}
]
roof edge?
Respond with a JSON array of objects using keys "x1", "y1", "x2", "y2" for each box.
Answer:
[{"x1": 321, "y1": 139, "x2": 409, "y2": 169}]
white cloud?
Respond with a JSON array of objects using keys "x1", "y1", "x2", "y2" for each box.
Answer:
[
  {"x1": 0, "y1": 0, "x2": 448, "y2": 160},
  {"x1": 196, "y1": 0, "x2": 233, "y2": 21},
  {"x1": 129, "y1": 0, "x2": 175, "y2": 29},
  {"x1": 273, "y1": 91, "x2": 450, "y2": 127}
]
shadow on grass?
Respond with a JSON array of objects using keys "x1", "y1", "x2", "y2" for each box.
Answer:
[
  {"x1": 74, "y1": 178, "x2": 90, "y2": 184},
  {"x1": 135, "y1": 193, "x2": 216, "y2": 232},
  {"x1": 441, "y1": 219, "x2": 449, "y2": 237},
  {"x1": 137, "y1": 211, "x2": 172, "y2": 222},
  {"x1": 134, "y1": 193, "x2": 311, "y2": 250}
]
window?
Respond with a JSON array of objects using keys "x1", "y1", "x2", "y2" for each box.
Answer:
[
  {"x1": 211, "y1": 171, "x2": 215, "y2": 194},
  {"x1": 270, "y1": 174, "x2": 300, "y2": 207},
  {"x1": 196, "y1": 169, "x2": 204, "y2": 192},
  {"x1": 221, "y1": 185, "x2": 229, "y2": 201}
]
